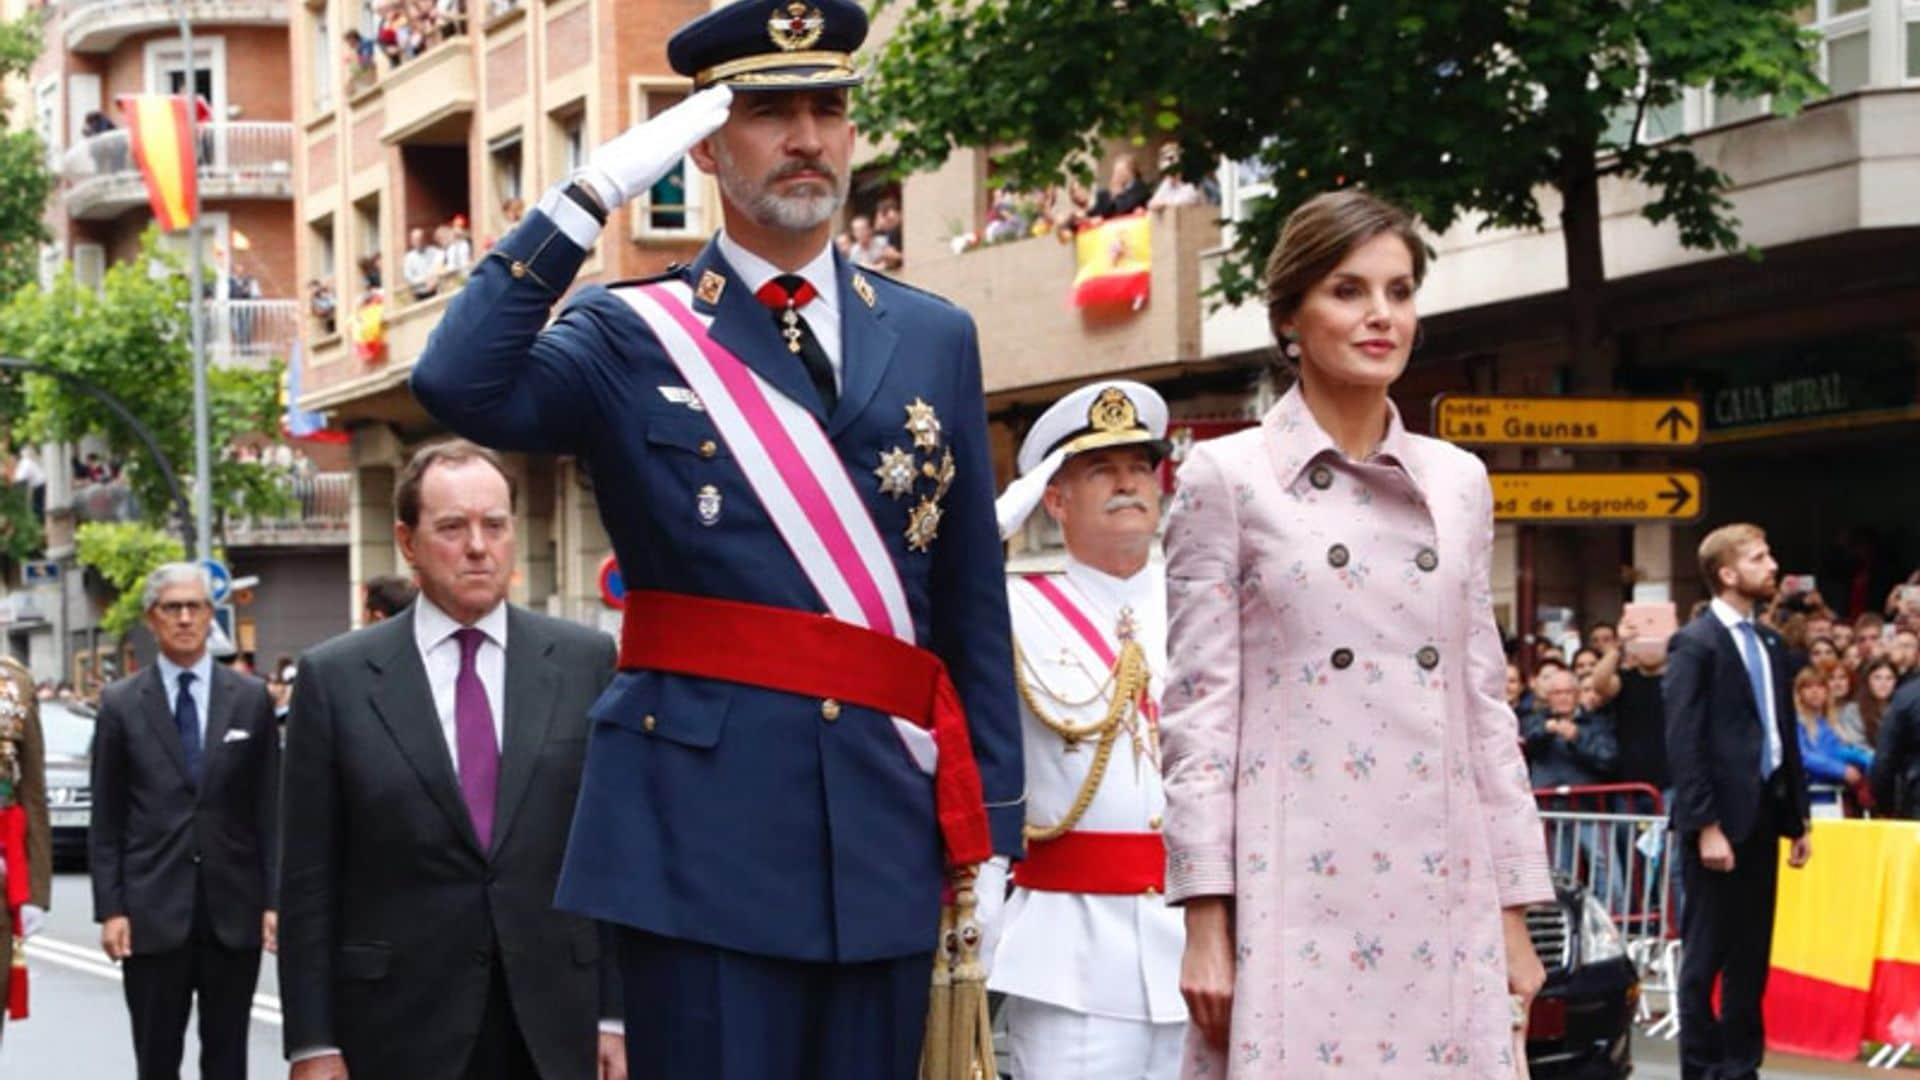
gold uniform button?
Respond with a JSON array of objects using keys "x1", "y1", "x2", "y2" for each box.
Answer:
[
  {"x1": 821, "y1": 698, "x2": 841, "y2": 722},
  {"x1": 509, "y1": 260, "x2": 528, "y2": 279},
  {"x1": 642, "y1": 714, "x2": 657, "y2": 732},
  {"x1": 699, "y1": 439, "x2": 718, "y2": 458},
  {"x1": 1149, "y1": 815, "x2": 1163, "y2": 831},
  {"x1": 1143, "y1": 885, "x2": 1160, "y2": 897}
]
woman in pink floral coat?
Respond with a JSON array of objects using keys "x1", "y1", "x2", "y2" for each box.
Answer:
[{"x1": 1161, "y1": 191, "x2": 1554, "y2": 1078}]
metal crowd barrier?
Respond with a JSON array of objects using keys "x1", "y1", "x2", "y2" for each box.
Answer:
[{"x1": 1534, "y1": 783, "x2": 1682, "y2": 1038}]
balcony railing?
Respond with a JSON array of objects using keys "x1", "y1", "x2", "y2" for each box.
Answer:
[
  {"x1": 60, "y1": 122, "x2": 295, "y2": 220},
  {"x1": 205, "y1": 299, "x2": 299, "y2": 370},
  {"x1": 71, "y1": 478, "x2": 141, "y2": 526},
  {"x1": 63, "y1": 0, "x2": 288, "y2": 54},
  {"x1": 226, "y1": 472, "x2": 351, "y2": 547}
]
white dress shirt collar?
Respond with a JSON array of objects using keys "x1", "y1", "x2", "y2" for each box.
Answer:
[
  {"x1": 413, "y1": 592, "x2": 509, "y2": 655},
  {"x1": 1710, "y1": 596, "x2": 1757, "y2": 633},
  {"x1": 1063, "y1": 556, "x2": 1159, "y2": 614},
  {"x1": 716, "y1": 230, "x2": 840, "y2": 324},
  {"x1": 155, "y1": 650, "x2": 213, "y2": 695}
]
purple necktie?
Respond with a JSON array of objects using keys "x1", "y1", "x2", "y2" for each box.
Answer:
[{"x1": 452, "y1": 627, "x2": 500, "y2": 848}]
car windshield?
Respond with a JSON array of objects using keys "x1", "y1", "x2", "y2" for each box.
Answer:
[{"x1": 37, "y1": 702, "x2": 96, "y2": 759}]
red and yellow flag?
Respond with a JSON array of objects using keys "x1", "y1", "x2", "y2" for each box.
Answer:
[
  {"x1": 115, "y1": 94, "x2": 210, "y2": 233},
  {"x1": 1765, "y1": 819, "x2": 1920, "y2": 1059},
  {"x1": 1071, "y1": 212, "x2": 1152, "y2": 309}
]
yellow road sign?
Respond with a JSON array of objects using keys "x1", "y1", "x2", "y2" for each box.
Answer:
[
  {"x1": 1434, "y1": 395, "x2": 1702, "y2": 448},
  {"x1": 1490, "y1": 471, "x2": 1705, "y2": 523}
]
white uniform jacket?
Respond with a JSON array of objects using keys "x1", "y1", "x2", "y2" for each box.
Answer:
[{"x1": 989, "y1": 558, "x2": 1187, "y2": 1022}]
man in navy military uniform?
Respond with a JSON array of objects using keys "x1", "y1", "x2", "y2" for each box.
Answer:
[{"x1": 408, "y1": 1, "x2": 1023, "y2": 1076}]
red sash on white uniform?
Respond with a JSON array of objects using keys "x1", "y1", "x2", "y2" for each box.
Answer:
[
  {"x1": 614, "y1": 281, "x2": 935, "y2": 773},
  {"x1": 1021, "y1": 574, "x2": 1158, "y2": 728}
]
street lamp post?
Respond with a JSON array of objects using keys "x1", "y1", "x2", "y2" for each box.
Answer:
[{"x1": 176, "y1": 1, "x2": 212, "y2": 564}]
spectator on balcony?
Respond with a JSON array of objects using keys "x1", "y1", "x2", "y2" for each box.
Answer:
[
  {"x1": 1148, "y1": 144, "x2": 1206, "y2": 211},
  {"x1": 875, "y1": 197, "x2": 903, "y2": 253},
  {"x1": 358, "y1": 253, "x2": 382, "y2": 292},
  {"x1": 11, "y1": 447, "x2": 46, "y2": 520},
  {"x1": 844, "y1": 215, "x2": 897, "y2": 271},
  {"x1": 401, "y1": 226, "x2": 444, "y2": 302},
  {"x1": 308, "y1": 279, "x2": 337, "y2": 336},
  {"x1": 1087, "y1": 154, "x2": 1152, "y2": 220},
  {"x1": 81, "y1": 110, "x2": 125, "y2": 175},
  {"x1": 343, "y1": 30, "x2": 378, "y2": 90},
  {"x1": 229, "y1": 262, "x2": 262, "y2": 348},
  {"x1": 440, "y1": 216, "x2": 474, "y2": 280}
]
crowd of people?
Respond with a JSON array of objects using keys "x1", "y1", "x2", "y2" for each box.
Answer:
[
  {"x1": 1512, "y1": 577, "x2": 1920, "y2": 820},
  {"x1": 963, "y1": 145, "x2": 1220, "y2": 253},
  {"x1": 400, "y1": 216, "x2": 476, "y2": 302},
  {"x1": 833, "y1": 197, "x2": 904, "y2": 270},
  {"x1": 345, "y1": 0, "x2": 466, "y2": 89}
]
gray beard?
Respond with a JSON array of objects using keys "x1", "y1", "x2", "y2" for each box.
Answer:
[{"x1": 711, "y1": 141, "x2": 847, "y2": 231}]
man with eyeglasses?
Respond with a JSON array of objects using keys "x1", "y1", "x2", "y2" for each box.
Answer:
[{"x1": 89, "y1": 563, "x2": 280, "y2": 1080}]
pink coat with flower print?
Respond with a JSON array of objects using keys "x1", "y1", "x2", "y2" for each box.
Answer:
[{"x1": 1160, "y1": 386, "x2": 1554, "y2": 1078}]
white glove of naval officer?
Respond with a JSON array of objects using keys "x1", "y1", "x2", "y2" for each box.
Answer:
[
  {"x1": 971, "y1": 856, "x2": 1010, "y2": 976},
  {"x1": 574, "y1": 85, "x2": 734, "y2": 212}
]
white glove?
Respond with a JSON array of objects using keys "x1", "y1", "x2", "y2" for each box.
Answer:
[
  {"x1": 579, "y1": 85, "x2": 734, "y2": 211},
  {"x1": 971, "y1": 856, "x2": 1011, "y2": 976},
  {"x1": 19, "y1": 903, "x2": 45, "y2": 938}
]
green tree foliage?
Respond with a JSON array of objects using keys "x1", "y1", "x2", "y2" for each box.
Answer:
[
  {"x1": 0, "y1": 231, "x2": 290, "y2": 533},
  {"x1": 861, "y1": 0, "x2": 1824, "y2": 379},
  {"x1": 0, "y1": 482, "x2": 40, "y2": 564},
  {"x1": 0, "y1": 10, "x2": 54, "y2": 300},
  {"x1": 73, "y1": 521, "x2": 186, "y2": 637}
]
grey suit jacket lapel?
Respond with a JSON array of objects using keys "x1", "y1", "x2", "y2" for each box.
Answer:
[
  {"x1": 139, "y1": 667, "x2": 194, "y2": 787},
  {"x1": 365, "y1": 618, "x2": 485, "y2": 856},
  {"x1": 489, "y1": 607, "x2": 558, "y2": 858},
  {"x1": 202, "y1": 664, "x2": 239, "y2": 777}
]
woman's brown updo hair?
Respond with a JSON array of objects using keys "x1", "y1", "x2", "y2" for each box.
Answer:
[{"x1": 1263, "y1": 190, "x2": 1429, "y2": 354}]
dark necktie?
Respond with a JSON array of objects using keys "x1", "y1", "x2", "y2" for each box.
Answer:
[
  {"x1": 175, "y1": 670, "x2": 202, "y2": 783},
  {"x1": 453, "y1": 627, "x2": 500, "y2": 848},
  {"x1": 754, "y1": 273, "x2": 837, "y2": 413}
]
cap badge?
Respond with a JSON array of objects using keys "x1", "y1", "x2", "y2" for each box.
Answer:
[
  {"x1": 768, "y1": 2, "x2": 825, "y2": 52},
  {"x1": 696, "y1": 270, "x2": 727, "y2": 306},
  {"x1": 1088, "y1": 386, "x2": 1138, "y2": 434}
]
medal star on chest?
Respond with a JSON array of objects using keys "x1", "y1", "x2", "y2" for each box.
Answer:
[
  {"x1": 903, "y1": 398, "x2": 942, "y2": 451},
  {"x1": 873, "y1": 447, "x2": 917, "y2": 499}
]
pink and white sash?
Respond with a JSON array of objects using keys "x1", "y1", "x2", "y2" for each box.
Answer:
[
  {"x1": 1021, "y1": 574, "x2": 1159, "y2": 728},
  {"x1": 615, "y1": 281, "x2": 937, "y2": 772}
]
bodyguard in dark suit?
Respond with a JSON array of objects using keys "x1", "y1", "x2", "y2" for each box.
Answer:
[
  {"x1": 90, "y1": 564, "x2": 279, "y2": 1080},
  {"x1": 1664, "y1": 524, "x2": 1813, "y2": 1080},
  {"x1": 279, "y1": 441, "x2": 623, "y2": 1080},
  {"x1": 407, "y1": 3, "x2": 1022, "y2": 1075}
]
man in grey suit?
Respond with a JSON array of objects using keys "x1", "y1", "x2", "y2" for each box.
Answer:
[
  {"x1": 279, "y1": 439, "x2": 624, "y2": 1080},
  {"x1": 90, "y1": 563, "x2": 280, "y2": 1080}
]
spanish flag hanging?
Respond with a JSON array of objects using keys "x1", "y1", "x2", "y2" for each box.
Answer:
[
  {"x1": 1071, "y1": 212, "x2": 1152, "y2": 310},
  {"x1": 115, "y1": 94, "x2": 212, "y2": 233},
  {"x1": 1764, "y1": 819, "x2": 1920, "y2": 1059}
]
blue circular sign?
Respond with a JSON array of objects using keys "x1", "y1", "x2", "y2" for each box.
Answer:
[{"x1": 201, "y1": 559, "x2": 232, "y2": 605}]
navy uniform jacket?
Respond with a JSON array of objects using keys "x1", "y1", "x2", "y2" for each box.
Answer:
[{"x1": 410, "y1": 210, "x2": 1023, "y2": 964}]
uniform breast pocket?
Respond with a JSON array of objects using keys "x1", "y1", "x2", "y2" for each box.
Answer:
[{"x1": 641, "y1": 413, "x2": 761, "y2": 534}]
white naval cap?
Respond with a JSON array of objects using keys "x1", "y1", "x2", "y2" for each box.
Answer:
[{"x1": 995, "y1": 380, "x2": 1171, "y2": 540}]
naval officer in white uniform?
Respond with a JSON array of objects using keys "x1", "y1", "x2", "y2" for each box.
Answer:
[{"x1": 982, "y1": 380, "x2": 1187, "y2": 1079}]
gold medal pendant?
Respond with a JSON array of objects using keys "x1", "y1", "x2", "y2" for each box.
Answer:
[
  {"x1": 905, "y1": 497, "x2": 944, "y2": 552},
  {"x1": 904, "y1": 398, "x2": 942, "y2": 451}
]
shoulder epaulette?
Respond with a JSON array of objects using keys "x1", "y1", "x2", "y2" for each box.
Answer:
[{"x1": 856, "y1": 267, "x2": 959, "y2": 310}]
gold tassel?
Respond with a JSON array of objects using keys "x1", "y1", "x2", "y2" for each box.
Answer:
[{"x1": 921, "y1": 867, "x2": 996, "y2": 1080}]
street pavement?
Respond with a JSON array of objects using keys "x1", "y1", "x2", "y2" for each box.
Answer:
[
  {"x1": 0, "y1": 872, "x2": 1898, "y2": 1077},
  {"x1": 1, "y1": 872, "x2": 283, "y2": 1077}
]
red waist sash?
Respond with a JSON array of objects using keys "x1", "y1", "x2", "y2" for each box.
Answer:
[
  {"x1": 3, "y1": 803, "x2": 29, "y2": 1019},
  {"x1": 1013, "y1": 830, "x2": 1166, "y2": 895},
  {"x1": 618, "y1": 590, "x2": 991, "y2": 866}
]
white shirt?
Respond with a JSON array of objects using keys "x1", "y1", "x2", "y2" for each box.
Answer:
[
  {"x1": 412, "y1": 593, "x2": 507, "y2": 775},
  {"x1": 155, "y1": 650, "x2": 213, "y2": 742},
  {"x1": 1710, "y1": 597, "x2": 1784, "y2": 777},
  {"x1": 12, "y1": 453, "x2": 44, "y2": 487},
  {"x1": 716, "y1": 230, "x2": 843, "y2": 387}
]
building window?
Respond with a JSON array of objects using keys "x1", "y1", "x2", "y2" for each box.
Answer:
[
  {"x1": 548, "y1": 102, "x2": 586, "y2": 192},
  {"x1": 489, "y1": 130, "x2": 523, "y2": 226},
  {"x1": 629, "y1": 81, "x2": 703, "y2": 238},
  {"x1": 1804, "y1": 0, "x2": 1874, "y2": 96},
  {"x1": 309, "y1": 215, "x2": 338, "y2": 336},
  {"x1": 353, "y1": 194, "x2": 381, "y2": 298},
  {"x1": 311, "y1": 7, "x2": 334, "y2": 113},
  {"x1": 1908, "y1": 14, "x2": 1920, "y2": 81}
]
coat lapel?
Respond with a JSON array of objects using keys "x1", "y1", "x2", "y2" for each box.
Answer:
[
  {"x1": 202, "y1": 664, "x2": 238, "y2": 769},
  {"x1": 489, "y1": 607, "x2": 558, "y2": 858},
  {"x1": 829, "y1": 252, "x2": 896, "y2": 438},
  {"x1": 1708, "y1": 616, "x2": 1765, "y2": 720},
  {"x1": 139, "y1": 667, "x2": 193, "y2": 787},
  {"x1": 687, "y1": 241, "x2": 831, "y2": 426},
  {"x1": 364, "y1": 619, "x2": 484, "y2": 856}
]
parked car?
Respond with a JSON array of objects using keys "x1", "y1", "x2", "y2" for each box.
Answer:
[
  {"x1": 1526, "y1": 874, "x2": 1639, "y2": 1078},
  {"x1": 38, "y1": 700, "x2": 95, "y2": 868}
]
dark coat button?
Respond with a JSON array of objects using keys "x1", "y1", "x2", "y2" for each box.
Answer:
[
  {"x1": 1416, "y1": 547, "x2": 1438, "y2": 572},
  {"x1": 1327, "y1": 544, "x2": 1350, "y2": 569},
  {"x1": 1331, "y1": 648, "x2": 1354, "y2": 670},
  {"x1": 1416, "y1": 646, "x2": 1440, "y2": 670},
  {"x1": 1309, "y1": 465, "x2": 1334, "y2": 490}
]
